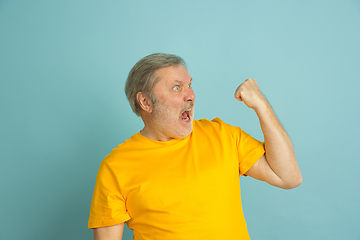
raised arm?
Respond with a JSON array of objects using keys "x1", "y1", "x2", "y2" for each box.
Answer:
[
  {"x1": 234, "y1": 79, "x2": 302, "y2": 189},
  {"x1": 93, "y1": 223, "x2": 124, "y2": 240}
]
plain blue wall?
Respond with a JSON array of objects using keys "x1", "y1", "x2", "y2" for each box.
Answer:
[{"x1": 1, "y1": 0, "x2": 359, "y2": 239}]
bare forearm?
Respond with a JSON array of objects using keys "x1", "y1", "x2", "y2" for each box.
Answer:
[
  {"x1": 255, "y1": 102, "x2": 302, "y2": 188},
  {"x1": 235, "y1": 78, "x2": 302, "y2": 189}
]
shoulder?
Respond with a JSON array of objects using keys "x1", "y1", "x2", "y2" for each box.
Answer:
[
  {"x1": 101, "y1": 133, "x2": 141, "y2": 165},
  {"x1": 194, "y1": 118, "x2": 251, "y2": 144},
  {"x1": 194, "y1": 117, "x2": 236, "y2": 133},
  {"x1": 192, "y1": 118, "x2": 236, "y2": 139},
  {"x1": 194, "y1": 117, "x2": 227, "y2": 128}
]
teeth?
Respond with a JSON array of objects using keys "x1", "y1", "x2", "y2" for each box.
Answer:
[{"x1": 181, "y1": 108, "x2": 192, "y2": 121}]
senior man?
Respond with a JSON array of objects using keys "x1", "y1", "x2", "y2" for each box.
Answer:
[{"x1": 88, "y1": 53, "x2": 302, "y2": 240}]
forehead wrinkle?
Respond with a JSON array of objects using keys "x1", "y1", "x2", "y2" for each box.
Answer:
[
  {"x1": 154, "y1": 65, "x2": 192, "y2": 88},
  {"x1": 173, "y1": 77, "x2": 192, "y2": 84}
]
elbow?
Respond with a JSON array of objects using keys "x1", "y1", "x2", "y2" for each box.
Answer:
[{"x1": 282, "y1": 174, "x2": 303, "y2": 190}]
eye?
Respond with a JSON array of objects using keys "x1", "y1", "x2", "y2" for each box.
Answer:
[
  {"x1": 188, "y1": 83, "x2": 192, "y2": 88},
  {"x1": 173, "y1": 86, "x2": 180, "y2": 91}
]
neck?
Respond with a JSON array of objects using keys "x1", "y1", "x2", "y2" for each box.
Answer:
[{"x1": 140, "y1": 126, "x2": 173, "y2": 142}]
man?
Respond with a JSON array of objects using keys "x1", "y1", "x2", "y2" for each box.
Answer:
[{"x1": 88, "y1": 53, "x2": 302, "y2": 240}]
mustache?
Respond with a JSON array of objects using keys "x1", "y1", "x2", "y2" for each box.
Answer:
[{"x1": 180, "y1": 102, "x2": 194, "y2": 113}]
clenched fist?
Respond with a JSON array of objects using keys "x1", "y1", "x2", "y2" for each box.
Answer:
[{"x1": 234, "y1": 79, "x2": 269, "y2": 111}]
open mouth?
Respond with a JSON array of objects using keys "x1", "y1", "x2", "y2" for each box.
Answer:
[{"x1": 180, "y1": 108, "x2": 192, "y2": 121}]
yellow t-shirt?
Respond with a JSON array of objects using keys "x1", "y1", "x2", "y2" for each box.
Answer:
[{"x1": 88, "y1": 118, "x2": 265, "y2": 239}]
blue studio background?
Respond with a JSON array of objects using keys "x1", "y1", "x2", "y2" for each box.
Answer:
[{"x1": 1, "y1": 1, "x2": 359, "y2": 239}]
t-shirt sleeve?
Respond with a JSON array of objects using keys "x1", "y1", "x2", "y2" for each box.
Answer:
[
  {"x1": 88, "y1": 161, "x2": 131, "y2": 229},
  {"x1": 225, "y1": 122, "x2": 265, "y2": 176}
]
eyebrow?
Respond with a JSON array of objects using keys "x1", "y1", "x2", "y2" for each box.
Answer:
[{"x1": 174, "y1": 78, "x2": 192, "y2": 84}]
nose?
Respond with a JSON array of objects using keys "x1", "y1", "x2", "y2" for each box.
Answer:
[{"x1": 185, "y1": 88, "x2": 196, "y2": 102}]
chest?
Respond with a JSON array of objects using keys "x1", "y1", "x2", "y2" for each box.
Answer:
[{"x1": 120, "y1": 139, "x2": 240, "y2": 221}]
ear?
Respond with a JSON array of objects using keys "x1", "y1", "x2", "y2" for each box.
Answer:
[{"x1": 136, "y1": 92, "x2": 153, "y2": 113}]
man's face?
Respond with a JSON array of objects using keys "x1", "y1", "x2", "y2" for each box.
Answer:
[{"x1": 148, "y1": 64, "x2": 195, "y2": 140}]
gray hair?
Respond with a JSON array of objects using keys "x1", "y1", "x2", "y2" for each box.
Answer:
[{"x1": 125, "y1": 53, "x2": 187, "y2": 116}]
